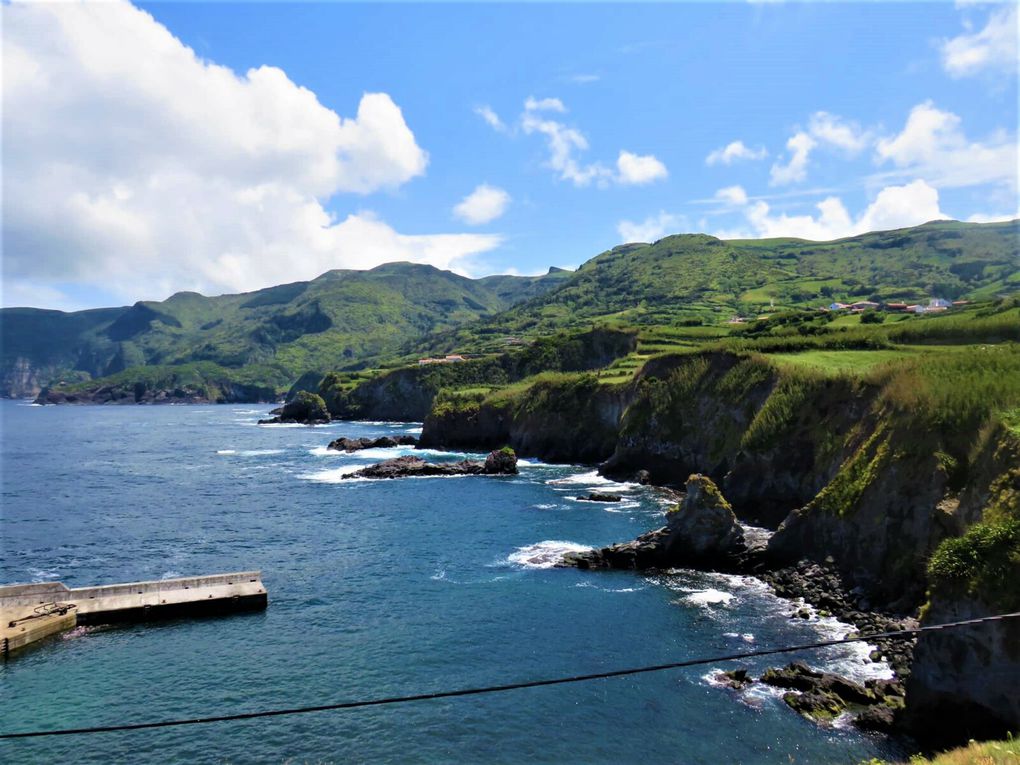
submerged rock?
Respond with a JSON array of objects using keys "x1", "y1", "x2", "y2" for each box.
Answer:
[
  {"x1": 343, "y1": 448, "x2": 518, "y2": 480},
  {"x1": 327, "y1": 435, "x2": 418, "y2": 452},
  {"x1": 718, "y1": 668, "x2": 753, "y2": 690}
]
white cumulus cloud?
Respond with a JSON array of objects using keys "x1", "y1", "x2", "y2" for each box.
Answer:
[
  {"x1": 705, "y1": 140, "x2": 768, "y2": 166},
  {"x1": 874, "y1": 101, "x2": 1017, "y2": 190},
  {"x1": 941, "y1": 4, "x2": 1019, "y2": 78},
  {"x1": 808, "y1": 112, "x2": 870, "y2": 153},
  {"x1": 714, "y1": 180, "x2": 948, "y2": 240},
  {"x1": 453, "y1": 184, "x2": 511, "y2": 225},
  {"x1": 616, "y1": 151, "x2": 668, "y2": 185},
  {"x1": 770, "y1": 132, "x2": 817, "y2": 185},
  {"x1": 617, "y1": 211, "x2": 686, "y2": 243},
  {"x1": 2, "y1": 0, "x2": 502, "y2": 309},
  {"x1": 715, "y1": 185, "x2": 750, "y2": 207},
  {"x1": 769, "y1": 111, "x2": 869, "y2": 186}
]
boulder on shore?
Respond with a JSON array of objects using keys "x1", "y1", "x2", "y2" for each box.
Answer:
[
  {"x1": 343, "y1": 448, "x2": 518, "y2": 480},
  {"x1": 561, "y1": 474, "x2": 745, "y2": 570},
  {"x1": 258, "y1": 391, "x2": 330, "y2": 425},
  {"x1": 327, "y1": 435, "x2": 418, "y2": 452}
]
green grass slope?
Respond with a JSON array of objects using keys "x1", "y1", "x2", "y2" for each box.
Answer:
[{"x1": 452, "y1": 220, "x2": 1018, "y2": 340}]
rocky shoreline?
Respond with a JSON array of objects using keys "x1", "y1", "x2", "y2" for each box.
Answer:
[{"x1": 559, "y1": 473, "x2": 915, "y2": 732}]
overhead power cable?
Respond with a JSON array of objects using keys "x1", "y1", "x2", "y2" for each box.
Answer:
[{"x1": 2, "y1": 611, "x2": 1017, "y2": 740}]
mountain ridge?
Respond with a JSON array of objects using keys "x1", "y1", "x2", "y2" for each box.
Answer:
[{"x1": 4, "y1": 219, "x2": 1017, "y2": 400}]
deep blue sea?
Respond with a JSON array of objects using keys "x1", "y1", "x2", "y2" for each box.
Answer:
[{"x1": 0, "y1": 400, "x2": 906, "y2": 764}]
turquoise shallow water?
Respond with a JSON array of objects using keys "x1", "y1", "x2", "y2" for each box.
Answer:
[{"x1": 0, "y1": 400, "x2": 905, "y2": 764}]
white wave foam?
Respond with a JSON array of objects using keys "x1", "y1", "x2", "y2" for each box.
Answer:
[
  {"x1": 350, "y1": 420, "x2": 423, "y2": 427},
  {"x1": 28, "y1": 567, "x2": 60, "y2": 581},
  {"x1": 309, "y1": 446, "x2": 338, "y2": 457},
  {"x1": 217, "y1": 449, "x2": 284, "y2": 457},
  {"x1": 546, "y1": 470, "x2": 637, "y2": 491},
  {"x1": 532, "y1": 503, "x2": 558, "y2": 510},
  {"x1": 809, "y1": 614, "x2": 895, "y2": 682},
  {"x1": 508, "y1": 540, "x2": 591, "y2": 569},
  {"x1": 516, "y1": 458, "x2": 552, "y2": 468},
  {"x1": 574, "y1": 581, "x2": 644, "y2": 593},
  {"x1": 297, "y1": 465, "x2": 366, "y2": 483},
  {"x1": 740, "y1": 523, "x2": 775, "y2": 548},
  {"x1": 686, "y1": 588, "x2": 734, "y2": 606}
]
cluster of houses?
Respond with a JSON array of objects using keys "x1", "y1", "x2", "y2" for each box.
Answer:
[
  {"x1": 822, "y1": 297, "x2": 967, "y2": 314},
  {"x1": 417, "y1": 354, "x2": 466, "y2": 366},
  {"x1": 726, "y1": 297, "x2": 968, "y2": 325}
]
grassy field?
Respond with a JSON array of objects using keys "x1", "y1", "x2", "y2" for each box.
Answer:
[
  {"x1": 865, "y1": 737, "x2": 1020, "y2": 764},
  {"x1": 769, "y1": 349, "x2": 916, "y2": 374}
]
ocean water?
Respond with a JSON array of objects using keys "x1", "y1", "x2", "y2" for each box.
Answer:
[{"x1": 0, "y1": 401, "x2": 905, "y2": 764}]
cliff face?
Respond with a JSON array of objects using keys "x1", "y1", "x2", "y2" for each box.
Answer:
[
  {"x1": 2, "y1": 357, "x2": 52, "y2": 399},
  {"x1": 38, "y1": 379, "x2": 277, "y2": 405},
  {"x1": 420, "y1": 350, "x2": 1018, "y2": 614},
  {"x1": 903, "y1": 429, "x2": 1020, "y2": 744},
  {"x1": 420, "y1": 375, "x2": 627, "y2": 463},
  {"x1": 321, "y1": 328, "x2": 638, "y2": 423},
  {"x1": 602, "y1": 353, "x2": 873, "y2": 527},
  {"x1": 905, "y1": 596, "x2": 1020, "y2": 746}
]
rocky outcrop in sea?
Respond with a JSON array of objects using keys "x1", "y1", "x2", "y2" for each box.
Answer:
[
  {"x1": 327, "y1": 435, "x2": 418, "y2": 452},
  {"x1": 258, "y1": 392, "x2": 330, "y2": 425},
  {"x1": 342, "y1": 448, "x2": 518, "y2": 480}
]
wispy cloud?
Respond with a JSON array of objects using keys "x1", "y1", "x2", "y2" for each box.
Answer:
[
  {"x1": 941, "y1": 4, "x2": 1018, "y2": 78},
  {"x1": 518, "y1": 97, "x2": 668, "y2": 188},
  {"x1": 705, "y1": 140, "x2": 768, "y2": 166},
  {"x1": 474, "y1": 104, "x2": 508, "y2": 132}
]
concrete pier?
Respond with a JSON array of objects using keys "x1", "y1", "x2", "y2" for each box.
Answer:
[{"x1": 1, "y1": 571, "x2": 267, "y2": 656}]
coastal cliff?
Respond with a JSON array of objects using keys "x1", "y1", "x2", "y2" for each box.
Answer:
[
  {"x1": 903, "y1": 429, "x2": 1020, "y2": 745},
  {"x1": 322, "y1": 327, "x2": 637, "y2": 424},
  {"x1": 416, "y1": 346, "x2": 1020, "y2": 744}
]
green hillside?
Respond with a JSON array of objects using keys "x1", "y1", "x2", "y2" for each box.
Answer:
[
  {"x1": 447, "y1": 219, "x2": 1018, "y2": 342},
  {"x1": 7, "y1": 219, "x2": 1017, "y2": 402},
  {"x1": 0, "y1": 263, "x2": 568, "y2": 398}
]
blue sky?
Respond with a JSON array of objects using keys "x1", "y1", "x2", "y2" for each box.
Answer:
[{"x1": 2, "y1": 1, "x2": 1017, "y2": 310}]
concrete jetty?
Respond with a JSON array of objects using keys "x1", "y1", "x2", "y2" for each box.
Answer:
[{"x1": 1, "y1": 571, "x2": 267, "y2": 657}]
